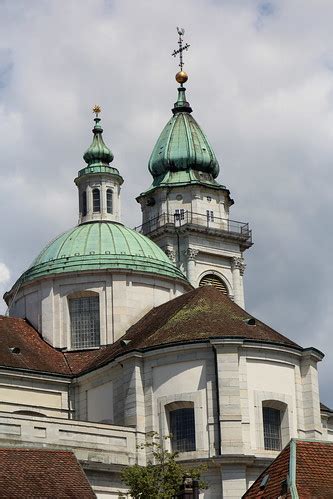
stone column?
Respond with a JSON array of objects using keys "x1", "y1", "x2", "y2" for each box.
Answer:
[
  {"x1": 231, "y1": 257, "x2": 246, "y2": 308},
  {"x1": 184, "y1": 248, "x2": 199, "y2": 285}
]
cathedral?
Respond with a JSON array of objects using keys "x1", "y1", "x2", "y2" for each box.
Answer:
[{"x1": 1, "y1": 31, "x2": 333, "y2": 498}]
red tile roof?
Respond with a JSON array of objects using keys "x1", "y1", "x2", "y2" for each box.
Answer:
[
  {"x1": 296, "y1": 440, "x2": 333, "y2": 497},
  {"x1": 64, "y1": 286, "x2": 302, "y2": 374},
  {"x1": 0, "y1": 287, "x2": 303, "y2": 376},
  {"x1": 0, "y1": 448, "x2": 96, "y2": 498},
  {"x1": 0, "y1": 316, "x2": 71, "y2": 375},
  {"x1": 243, "y1": 440, "x2": 333, "y2": 498}
]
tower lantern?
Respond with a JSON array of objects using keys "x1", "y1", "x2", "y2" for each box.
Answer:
[{"x1": 75, "y1": 106, "x2": 123, "y2": 225}]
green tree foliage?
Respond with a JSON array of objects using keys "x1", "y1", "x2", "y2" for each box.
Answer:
[{"x1": 120, "y1": 433, "x2": 207, "y2": 499}]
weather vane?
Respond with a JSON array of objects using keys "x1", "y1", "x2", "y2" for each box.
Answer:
[
  {"x1": 172, "y1": 27, "x2": 190, "y2": 72},
  {"x1": 93, "y1": 105, "x2": 101, "y2": 118}
]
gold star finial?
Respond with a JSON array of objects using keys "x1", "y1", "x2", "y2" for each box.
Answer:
[{"x1": 93, "y1": 105, "x2": 101, "y2": 117}]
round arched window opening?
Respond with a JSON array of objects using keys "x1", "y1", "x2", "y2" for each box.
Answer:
[
  {"x1": 199, "y1": 274, "x2": 228, "y2": 295},
  {"x1": 92, "y1": 188, "x2": 100, "y2": 212}
]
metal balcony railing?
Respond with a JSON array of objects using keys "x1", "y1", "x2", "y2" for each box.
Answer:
[{"x1": 134, "y1": 211, "x2": 252, "y2": 245}]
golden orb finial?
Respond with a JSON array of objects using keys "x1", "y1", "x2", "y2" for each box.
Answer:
[
  {"x1": 175, "y1": 71, "x2": 188, "y2": 84},
  {"x1": 92, "y1": 105, "x2": 101, "y2": 117}
]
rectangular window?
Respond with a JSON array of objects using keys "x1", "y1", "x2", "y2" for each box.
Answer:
[
  {"x1": 174, "y1": 209, "x2": 184, "y2": 221},
  {"x1": 93, "y1": 189, "x2": 100, "y2": 212},
  {"x1": 263, "y1": 407, "x2": 282, "y2": 451},
  {"x1": 82, "y1": 191, "x2": 87, "y2": 216},
  {"x1": 170, "y1": 407, "x2": 196, "y2": 452},
  {"x1": 69, "y1": 296, "x2": 100, "y2": 349},
  {"x1": 206, "y1": 210, "x2": 214, "y2": 222},
  {"x1": 106, "y1": 189, "x2": 113, "y2": 214}
]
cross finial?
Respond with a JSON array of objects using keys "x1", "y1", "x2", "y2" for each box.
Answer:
[
  {"x1": 92, "y1": 105, "x2": 101, "y2": 118},
  {"x1": 172, "y1": 27, "x2": 190, "y2": 72}
]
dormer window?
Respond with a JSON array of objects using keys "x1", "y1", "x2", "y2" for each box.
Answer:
[
  {"x1": 93, "y1": 189, "x2": 100, "y2": 212},
  {"x1": 106, "y1": 189, "x2": 113, "y2": 214}
]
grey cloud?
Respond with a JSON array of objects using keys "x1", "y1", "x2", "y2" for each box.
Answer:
[{"x1": 0, "y1": 0, "x2": 333, "y2": 405}]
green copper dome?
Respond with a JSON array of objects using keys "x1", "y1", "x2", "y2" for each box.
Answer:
[
  {"x1": 83, "y1": 117, "x2": 114, "y2": 168},
  {"x1": 77, "y1": 115, "x2": 122, "y2": 180},
  {"x1": 18, "y1": 222, "x2": 186, "y2": 284},
  {"x1": 149, "y1": 87, "x2": 220, "y2": 180}
]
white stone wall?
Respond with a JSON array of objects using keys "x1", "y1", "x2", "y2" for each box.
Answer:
[
  {"x1": 0, "y1": 371, "x2": 71, "y2": 418},
  {"x1": 138, "y1": 183, "x2": 247, "y2": 307},
  {"x1": 75, "y1": 172, "x2": 122, "y2": 224},
  {"x1": 9, "y1": 270, "x2": 189, "y2": 349},
  {"x1": 0, "y1": 338, "x2": 326, "y2": 498}
]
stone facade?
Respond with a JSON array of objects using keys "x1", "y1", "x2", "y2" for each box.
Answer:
[
  {"x1": 0, "y1": 338, "x2": 329, "y2": 498},
  {"x1": 9, "y1": 271, "x2": 189, "y2": 349},
  {"x1": 137, "y1": 183, "x2": 251, "y2": 308}
]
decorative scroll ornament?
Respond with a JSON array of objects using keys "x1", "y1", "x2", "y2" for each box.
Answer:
[
  {"x1": 231, "y1": 257, "x2": 246, "y2": 276},
  {"x1": 165, "y1": 247, "x2": 176, "y2": 263},
  {"x1": 184, "y1": 248, "x2": 199, "y2": 261}
]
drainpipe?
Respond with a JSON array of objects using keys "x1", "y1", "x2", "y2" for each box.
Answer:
[{"x1": 213, "y1": 346, "x2": 222, "y2": 456}]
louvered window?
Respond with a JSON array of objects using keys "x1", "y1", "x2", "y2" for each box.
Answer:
[
  {"x1": 69, "y1": 296, "x2": 100, "y2": 349},
  {"x1": 199, "y1": 274, "x2": 228, "y2": 295}
]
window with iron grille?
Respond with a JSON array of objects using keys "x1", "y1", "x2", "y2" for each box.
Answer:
[
  {"x1": 170, "y1": 408, "x2": 196, "y2": 452},
  {"x1": 82, "y1": 191, "x2": 87, "y2": 216},
  {"x1": 263, "y1": 407, "x2": 282, "y2": 450},
  {"x1": 69, "y1": 296, "x2": 100, "y2": 349},
  {"x1": 106, "y1": 189, "x2": 113, "y2": 214},
  {"x1": 92, "y1": 188, "x2": 100, "y2": 212}
]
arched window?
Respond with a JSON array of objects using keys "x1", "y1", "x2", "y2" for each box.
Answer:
[
  {"x1": 106, "y1": 189, "x2": 113, "y2": 214},
  {"x1": 92, "y1": 188, "x2": 100, "y2": 212},
  {"x1": 69, "y1": 295, "x2": 100, "y2": 349},
  {"x1": 199, "y1": 274, "x2": 228, "y2": 295},
  {"x1": 169, "y1": 406, "x2": 196, "y2": 452},
  {"x1": 263, "y1": 407, "x2": 282, "y2": 450},
  {"x1": 82, "y1": 191, "x2": 87, "y2": 216}
]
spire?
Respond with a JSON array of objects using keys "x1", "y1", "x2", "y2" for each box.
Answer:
[
  {"x1": 147, "y1": 28, "x2": 219, "y2": 181},
  {"x1": 171, "y1": 28, "x2": 192, "y2": 114},
  {"x1": 83, "y1": 106, "x2": 114, "y2": 167}
]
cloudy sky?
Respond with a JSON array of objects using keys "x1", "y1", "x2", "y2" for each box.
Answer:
[{"x1": 1, "y1": 0, "x2": 333, "y2": 405}]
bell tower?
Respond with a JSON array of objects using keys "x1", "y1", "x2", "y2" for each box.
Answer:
[{"x1": 136, "y1": 29, "x2": 252, "y2": 308}]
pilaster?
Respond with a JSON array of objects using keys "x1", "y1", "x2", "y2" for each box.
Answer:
[
  {"x1": 213, "y1": 341, "x2": 244, "y2": 454},
  {"x1": 123, "y1": 357, "x2": 145, "y2": 432},
  {"x1": 299, "y1": 349, "x2": 323, "y2": 438}
]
